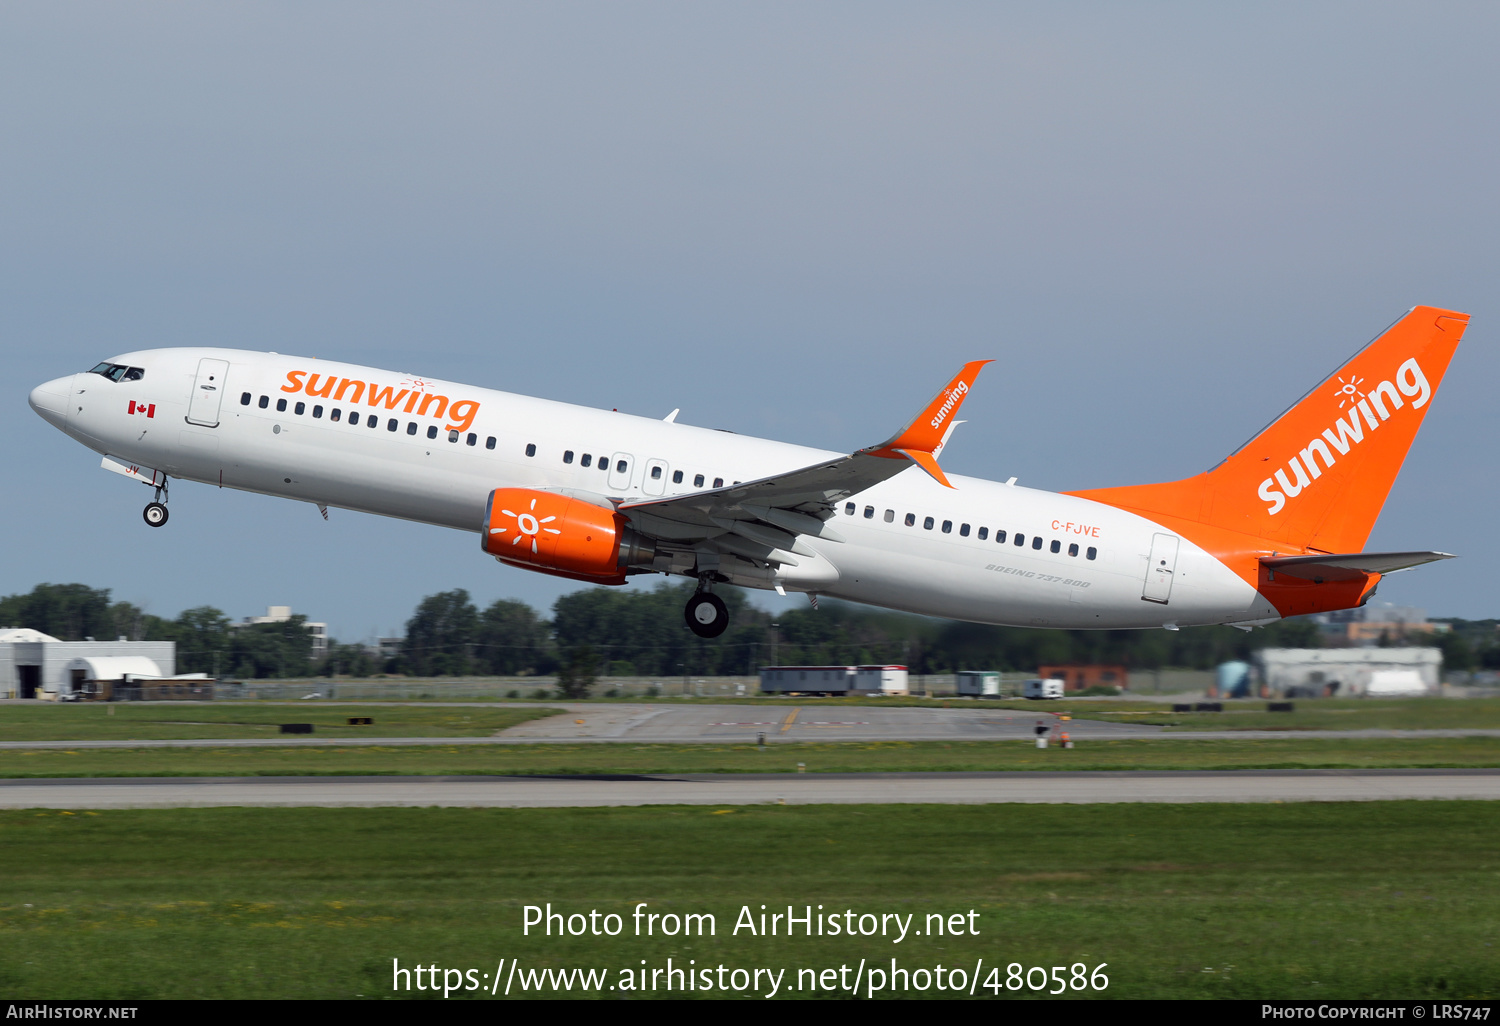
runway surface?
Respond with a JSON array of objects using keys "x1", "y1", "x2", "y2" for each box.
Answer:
[
  {"x1": 2, "y1": 769, "x2": 1496, "y2": 808},
  {"x1": 3, "y1": 701, "x2": 1499, "y2": 748}
]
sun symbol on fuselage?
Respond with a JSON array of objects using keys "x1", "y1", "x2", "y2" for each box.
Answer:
[
  {"x1": 489, "y1": 497, "x2": 562, "y2": 554},
  {"x1": 1333, "y1": 374, "x2": 1365, "y2": 409},
  {"x1": 401, "y1": 377, "x2": 433, "y2": 393}
]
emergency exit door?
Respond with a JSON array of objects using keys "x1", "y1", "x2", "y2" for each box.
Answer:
[
  {"x1": 1142, "y1": 533, "x2": 1179, "y2": 604},
  {"x1": 185, "y1": 358, "x2": 231, "y2": 427}
]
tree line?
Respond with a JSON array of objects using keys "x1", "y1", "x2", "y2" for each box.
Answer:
[{"x1": 8, "y1": 579, "x2": 1490, "y2": 680}]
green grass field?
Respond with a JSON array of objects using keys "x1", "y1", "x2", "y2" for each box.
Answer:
[
  {"x1": 0, "y1": 703, "x2": 560, "y2": 741},
  {"x1": 2, "y1": 736, "x2": 1500, "y2": 778},
  {"x1": 0, "y1": 802, "x2": 1494, "y2": 999}
]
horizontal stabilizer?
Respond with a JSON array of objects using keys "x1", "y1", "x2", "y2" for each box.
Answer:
[{"x1": 1260, "y1": 550, "x2": 1454, "y2": 582}]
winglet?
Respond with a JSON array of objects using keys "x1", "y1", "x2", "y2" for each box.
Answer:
[
  {"x1": 895, "y1": 448, "x2": 952, "y2": 488},
  {"x1": 862, "y1": 360, "x2": 990, "y2": 487}
]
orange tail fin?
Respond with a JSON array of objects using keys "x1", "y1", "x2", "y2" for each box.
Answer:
[{"x1": 1068, "y1": 306, "x2": 1468, "y2": 553}]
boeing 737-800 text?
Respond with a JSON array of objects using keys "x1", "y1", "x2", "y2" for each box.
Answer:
[{"x1": 28, "y1": 306, "x2": 1467, "y2": 637}]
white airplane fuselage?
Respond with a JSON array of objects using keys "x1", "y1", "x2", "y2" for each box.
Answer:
[{"x1": 29, "y1": 347, "x2": 1279, "y2": 631}]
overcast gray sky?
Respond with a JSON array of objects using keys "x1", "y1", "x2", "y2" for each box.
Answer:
[{"x1": 3, "y1": 2, "x2": 1496, "y2": 640}]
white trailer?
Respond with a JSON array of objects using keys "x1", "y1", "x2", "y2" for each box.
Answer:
[
  {"x1": 955, "y1": 670, "x2": 1001, "y2": 697},
  {"x1": 1023, "y1": 678, "x2": 1065, "y2": 699},
  {"x1": 851, "y1": 665, "x2": 909, "y2": 695}
]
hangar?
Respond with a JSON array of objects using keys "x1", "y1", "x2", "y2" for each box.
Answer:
[
  {"x1": 1255, "y1": 647, "x2": 1441, "y2": 698},
  {"x1": 0, "y1": 628, "x2": 175, "y2": 699}
]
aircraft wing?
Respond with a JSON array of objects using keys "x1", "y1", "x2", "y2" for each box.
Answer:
[
  {"x1": 617, "y1": 361, "x2": 990, "y2": 565},
  {"x1": 1260, "y1": 551, "x2": 1454, "y2": 582}
]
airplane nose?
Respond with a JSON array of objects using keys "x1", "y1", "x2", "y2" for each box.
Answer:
[{"x1": 29, "y1": 375, "x2": 73, "y2": 428}]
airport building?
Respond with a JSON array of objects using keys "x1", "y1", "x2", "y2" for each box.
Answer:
[
  {"x1": 0, "y1": 628, "x2": 176, "y2": 699},
  {"x1": 1255, "y1": 647, "x2": 1441, "y2": 698}
]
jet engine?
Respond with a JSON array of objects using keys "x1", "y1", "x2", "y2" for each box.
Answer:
[{"x1": 481, "y1": 488, "x2": 654, "y2": 585}]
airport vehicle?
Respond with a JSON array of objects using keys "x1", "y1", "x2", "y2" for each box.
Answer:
[
  {"x1": 28, "y1": 306, "x2": 1465, "y2": 637},
  {"x1": 1023, "y1": 678, "x2": 1066, "y2": 700}
]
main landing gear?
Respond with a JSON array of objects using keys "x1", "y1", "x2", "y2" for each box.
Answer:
[
  {"x1": 143, "y1": 483, "x2": 169, "y2": 528},
  {"x1": 684, "y1": 585, "x2": 729, "y2": 638}
]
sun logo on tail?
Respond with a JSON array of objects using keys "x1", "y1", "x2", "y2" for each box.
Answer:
[
  {"x1": 1333, "y1": 374, "x2": 1365, "y2": 409},
  {"x1": 488, "y1": 497, "x2": 562, "y2": 554}
]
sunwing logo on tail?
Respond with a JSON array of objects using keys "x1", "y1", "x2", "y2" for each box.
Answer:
[{"x1": 1257, "y1": 358, "x2": 1431, "y2": 515}]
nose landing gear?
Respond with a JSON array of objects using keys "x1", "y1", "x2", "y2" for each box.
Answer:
[
  {"x1": 143, "y1": 483, "x2": 169, "y2": 528},
  {"x1": 684, "y1": 587, "x2": 729, "y2": 638}
]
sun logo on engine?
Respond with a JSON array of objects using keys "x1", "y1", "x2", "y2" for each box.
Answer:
[
  {"x1": 1333, "y1": 374, "x2": 1365, "y2": 409},
  {"x1": 489, "y1": 497, "x2": 562, "y2": 554}
]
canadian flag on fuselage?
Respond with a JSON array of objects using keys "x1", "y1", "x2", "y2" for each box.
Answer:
[
  {"x1": 1069, "y1": 305, "x2": 1467, "y2": 561},
  {"x1": 128, "y1": 400, "x2": 155, "y2": 418}
]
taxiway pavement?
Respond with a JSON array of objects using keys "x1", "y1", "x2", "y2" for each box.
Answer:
[{"x1": 2, "y1": 769, "x2": 1496, "y2": 808}]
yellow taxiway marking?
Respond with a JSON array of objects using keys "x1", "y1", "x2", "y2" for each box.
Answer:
[{"x1": 779, "y1": 708, "x2": 800, "y2": 734}]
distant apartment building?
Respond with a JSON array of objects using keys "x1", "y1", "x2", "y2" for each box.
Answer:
[
  {"x1": 1313, "y1": 602, "x2": 1449, "y2": 646},
  {"x1": 238, "y1": 605, "x2": 329, "y2": 658}
]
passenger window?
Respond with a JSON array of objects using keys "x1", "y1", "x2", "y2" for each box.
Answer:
[
  {"x1": 959, "y1": 523, "x2": 969, "y2": 537},
  {"x1": 331, "y1": 408, "x2": 341, "y2": 422},
  {"x1": 277, "y1": 398, "x2": 287, "y2": 412},
  {"x1": 368, "y1": 416, "x2": 378, "y2": 429},
  {"x1": 427, "y1": 425, "x2": 437, "y2": 439},
  {"x1": 905, "y1": 513, "x2": 916, "y2": 527},
  {"x1": 884, "y1": 509, "x2": 894, "y2": 523},
  {"x1": 845, "y1": 502, "x2": 855, "y2": 516},
  {"x1": 1068, "y1": 543, "x2": 1079, "y2": 557},
  {"x1": 1032, "y1": 536, "x2": 1043, "y2": 550},
  {"x1": 581, "y1": 454, "x2": 592, "y2": 467},
  {"x1": 651, "y1": 466, "x2": 663, "y2": 480},
  {"x1": 995, "y1": 530, "x2": 1006, "y2": 544},
  {"x1": 240, "y1": 392, "x2": 251, "y2": 406},
  {"x1": 448, "y1": 430, "x2": 459, "y2": 442},
  {"x1": 977, "y1": 527, "x2": 988, "y2": 540},
  {"x1": 525, "y1": 443, "x2": 536, "y2": 457},
  {"x1": 942, "y1": 520, "x2": 953, "y2": 534},
  {"x1": 487, "y1": 437, "x2": 497, "y2": 450},
  {"x1": 600, "y1": 459, "x2": 609, "y2": 472},
  {"x1": 407, "y1": 422, "x2": 417, "y2": 435},
  {"x1": 672, "y1": 470, "x2": 683, "y2": 483},
  {"x1": 388, "y1": 418, "x2": 398, "y2": 432},
  {"x1": 294, "y1": 402, "x2": 305, "y2": 415},
  {"x1": 924, "y1": 517, "x2": 935, "y2": 530},
  {"x1": 1014, "y1": 533, "x2": 1025, "y2": 547},
  {"x1": 349, "y1": 413, "x2": 360, "y2": 426},
  {"x1": 1050, "y1": 539, "x2": 1061, "y2": 553},
  {"x1": 259, "y1": 395, "x2": 269, "y2": 409},
  {"x1": 693, "y1": 473, "x2": 704, "y2": 487},
  {"x1": 617, "y1": 460, "x2": 628, "y2": 473},
  {"x1": 1087, "y1": 547, "x2": 1097, "y2": 560},
  {"x1": 313, "y1": 405, "x2": 323, "y2": 419},
  {"x1": 467, "y1": 433, "x2": 477, "y2": 446},
  {"x1": 713, "y1": 477, "x2": 723, "y2": 488},
  {"x1": 864, "y1": 506, "x2": 874, "y2": 519},
  {"x1": 564, "y1": 450, "x2": 574, "y2": 464}
]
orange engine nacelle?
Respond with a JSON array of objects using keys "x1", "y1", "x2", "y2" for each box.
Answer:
[{"x1": 481, "y1": 488, "x2": 654, "y2": 585}]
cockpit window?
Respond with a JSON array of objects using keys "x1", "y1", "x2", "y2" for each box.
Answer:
[{"x1": 89, "y1": 362, "x2": 144, "y2": 382}]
